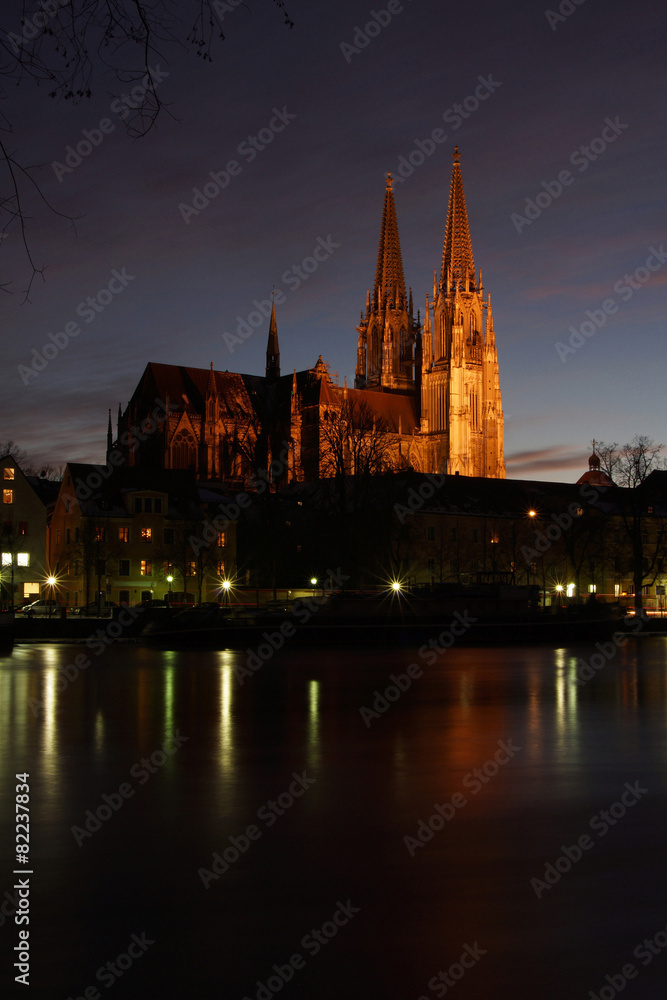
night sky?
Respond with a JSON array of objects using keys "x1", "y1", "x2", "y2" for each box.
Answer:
[{"x1": 1, "y1": 0, "x2": 665, "y2": 480}]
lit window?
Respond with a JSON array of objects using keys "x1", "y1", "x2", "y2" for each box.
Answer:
[
  {"x1": 19, "y1": 522, "x2": 28, "y2": 535},
  {"x1": 118, "y1": 527, "x2": 129, "y2": 543},
  {"x1": 164, "y1": 561, "x2": 174, "y2": 576},
  {"x1": 4, "y1": 468, "x2": 14, "y2": 480},
  {"x1": 3, "y1": 490, "x2": 13, "y2": 504},
  {"x1": 94, "y1": 527, "x2": 105, "y2": 542},
  {"x1": 140, "y1": 560, "x2": 152, "y2": 576},
  {"x1": 217, "y1": 532, "x2": 226, "y2": 547},
  {"x1": 576, "y1": 507, "x2": 583, "y2": 516},
  {"x1": 186, "y1": 560, "x2": 196, "y2": 577},
  {"x1": 141, "y1": 527, "x2": 152, "y2": 543},
  {"x1": 217, "y1": 560, "x2": 225, "y2": 575},
  {"x1": 17, "y1": 553, "x2": 29, "y2": 567},
  {"x1": 2, "y1": 552, "x2": 11, "y2": 565}
]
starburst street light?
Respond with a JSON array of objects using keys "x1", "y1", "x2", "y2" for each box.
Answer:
[
  {"x1": 222, "y1": 579, "x2": 231, "y2": 607},
  {"x1": 46, "y1": 575, "x2": 57, "y2": 618}
]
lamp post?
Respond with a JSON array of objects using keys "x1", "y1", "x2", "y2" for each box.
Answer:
[
  {"x1": 222, "y1": 579, "x2": 230, "y2": 607},
  {"x1": 167, "y1": 575, "x2": 173, "y2": 606},
  {"x1": 46, "y1": 575, "x2": 56, "y2": 618},
  {"x1": 310, "y1": 577, "x2": 317, "y2": 597}
]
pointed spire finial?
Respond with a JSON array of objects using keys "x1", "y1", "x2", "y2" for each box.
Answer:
[{"x1": 453, "y1": 146, "x2": 460, "y2": 163}]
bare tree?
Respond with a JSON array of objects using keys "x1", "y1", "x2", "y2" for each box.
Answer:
[
  {"x1": 596, "y1": 435, "x2": 667, "y2": 612},
  {"x1": 0, "y1": 0, "x2": 294, "y2": 295}
]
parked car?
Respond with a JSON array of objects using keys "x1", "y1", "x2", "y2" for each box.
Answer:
[
  {"x1": 15, "y1": 599, "x2": 64, "y2": 617},
  {"x1": 72, "y1": 600, "x2": 118, "y2": 617}
]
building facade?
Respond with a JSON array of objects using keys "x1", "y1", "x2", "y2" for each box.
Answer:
[{"x1": 111, "y1": 149, "x2": 505, "y2": 487}]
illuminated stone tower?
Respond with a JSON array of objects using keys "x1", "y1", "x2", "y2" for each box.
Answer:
[
  {"x1": 421, "y1": 147, "x2": 505, "y2": 477},
  {"x1": 355, "y1": 173, "x2": 420, "y2": 392}
]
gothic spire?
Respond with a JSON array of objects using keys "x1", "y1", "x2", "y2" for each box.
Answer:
[
  {"x1": 373, "y1": 173, "x2": 407, "y2": 310},
  {"x1": 440, "y1": 147, "x2": 476, "y2": 294},
  {"x1": 265, "y1": 291, "x2": 280, "y2": 380}
]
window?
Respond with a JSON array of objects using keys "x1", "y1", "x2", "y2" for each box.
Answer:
[
  {"x1": 154, "y1": 499, "x2": 162, "y2": 514},
  {"x1": 217, "y1": 560, "x2": 225, "y2": 575},
  {"x1": 648, "y1": 506, "x2": 654, "y2": 514},
  {"x1": 2, "y1": 521, "x2": 11, "y2": 535},
  {"x1": 66, "y1": 527, "x2": 71, "y2": 544},
  {"x1": 530, "y1": 562, "x2": 537, "y2": 574},
  {"x1": 164, "y1": 561, "x2": 174, "y2": 576},
  {"x1": 217, "y1": 531, "x2": 226, "y2": 547},
  {"x1": 576, "y1": 507, "x2": 583, "y2": 516},
  {"x1": 186, "y1": 560, "x2": 196, "y2": 577},
  {"x1": 18, "y1": 522, "x2": 28, "y2": 535},
  {"x1": 119, "y1": 590, "x2": 130, "y2": 605},
  {"x1": 171, "y1": 431, "x2": 197, "y2": 470},
  {"x1": 140, "y1": 560, "x2": 152, "y2": 576},
  {"x1": 94, "y1": 526, "x2": 105, "y2": 542},
  {"x1": 2, "y1": 552, "x2": 11, "y2": 565},
  {"x1": 3, "y1": 490, "x2": 13, "y2": 504},
  {"x1": 164, "y1": 528, "x2": 174, "y2": 545},
  {"x1": 141, "y1": 527, "x2": 152, "y2": 543},
  {"x1": 144, "y1": 498, "x2": 153, "y2": 514},
  {"x1": 17, "y1": 553, "x2": 29, "y2": 567},
  {"x1": 56, "y1": 529, "x2": 61, "y2": 545},
  {"x1": 118, "y1": 527, "x2": 129, "y2": 543},
  {"x1": 118, "y1": 560, "x2": 130, "y2": 576},
  {"x1": 3, "y1": 468, "x2": 14, "y2": 480},
  {"x1": 134, "y1": 498, "x2": 142, "y2": 513},
  {"x1": 427, "y1": 527, "x2": 435, "y2": 542}
]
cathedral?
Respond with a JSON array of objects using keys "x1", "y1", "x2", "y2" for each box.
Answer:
[{"x1": 112, "y1": 148, "x2": 505, "y2": 484}]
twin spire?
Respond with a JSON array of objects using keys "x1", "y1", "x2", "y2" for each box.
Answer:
[
  {"x1": 372, "y1": 172, "x2": 407, "y2": 311},
  {"x1": 440, "y1": 146, "x2": 476, "y2": 294}
]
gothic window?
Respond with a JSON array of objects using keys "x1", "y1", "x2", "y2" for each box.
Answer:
[{"x1": 171, "y1": 430, "x2": 197, "y2": 470}]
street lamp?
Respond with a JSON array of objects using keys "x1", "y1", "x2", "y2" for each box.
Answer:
[
  {"x1": 310, "y1": 576, "x2": 317, "y2": 596},
  {"x1": 167, "y1": 575, "x2": 173, "y2": 605},
  {"x1": 222, "y1": 579, "x2": 231, "y2": 607},
  {"x1": 46, "y1": 575, "x2": 56, "y2": 618}
]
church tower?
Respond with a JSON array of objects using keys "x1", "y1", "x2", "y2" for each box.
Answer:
[
  {"x1": 421, "y1": 148, "x2": 505, "y2": 477},
  {"x1": 355, "y1": 173, "x2": 420, "y2": 392}
]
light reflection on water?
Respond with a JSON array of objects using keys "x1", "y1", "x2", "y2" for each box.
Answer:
[{"x1": 1, "y1": 637, "x2": 667, "y2": 999}]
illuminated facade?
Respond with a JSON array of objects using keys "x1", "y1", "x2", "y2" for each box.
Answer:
[{"x1": 113, "y1": 149, "x2": 504, "y2": 485}]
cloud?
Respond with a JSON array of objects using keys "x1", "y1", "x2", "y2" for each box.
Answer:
[{"x1": 506, "y1": 445, "x2": 588, "y2": 477}]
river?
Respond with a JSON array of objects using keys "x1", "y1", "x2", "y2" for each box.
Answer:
[{"x1": 1, "y1": 637, "x2": 667, "y2": 999}]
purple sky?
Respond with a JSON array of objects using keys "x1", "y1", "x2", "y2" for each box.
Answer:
[{"x1": 1, "y1": 0, "x2": 666, "y2": 480}]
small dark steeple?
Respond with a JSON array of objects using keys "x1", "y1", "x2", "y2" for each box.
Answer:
[{"x1": 266, "y1": 291, "x2": 280, "y2": 380}]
